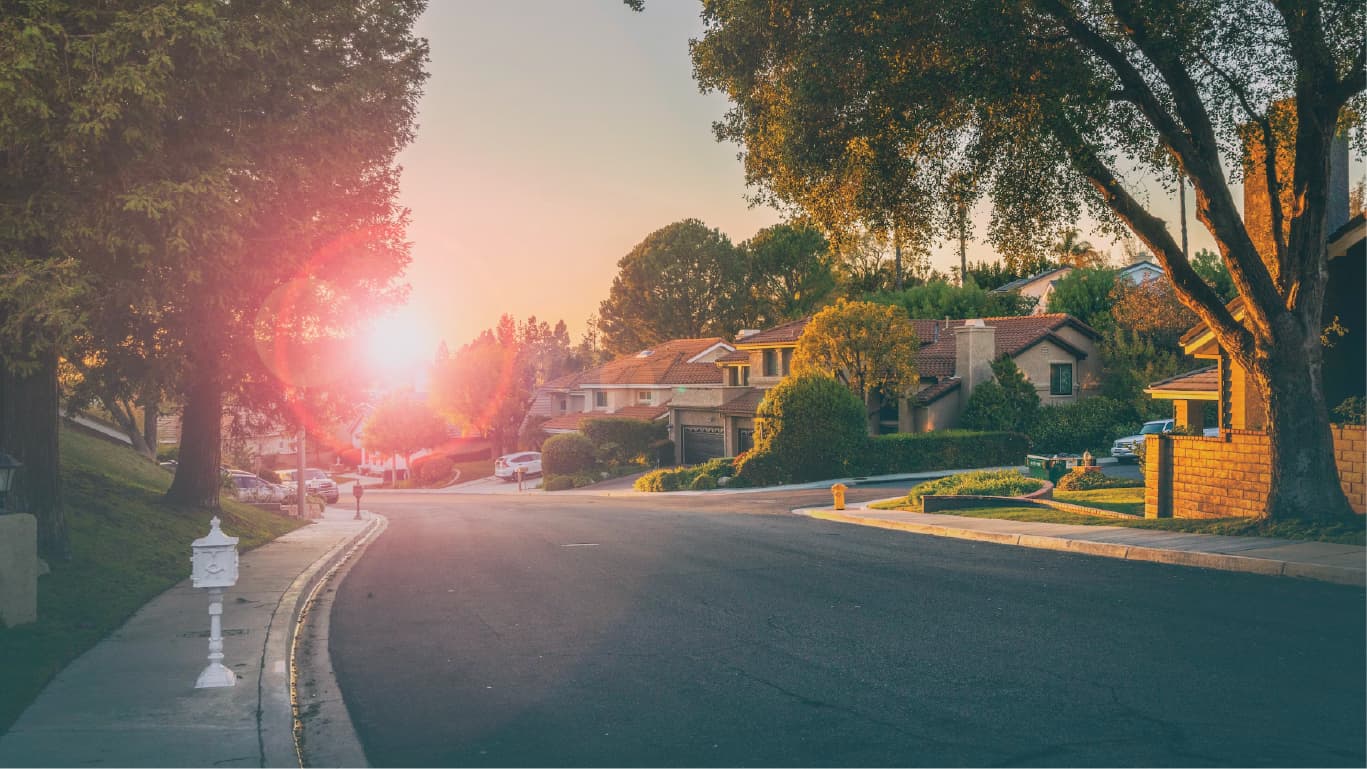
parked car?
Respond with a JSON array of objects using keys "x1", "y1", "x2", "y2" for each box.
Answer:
[
  {"x1": 1110, "y1": 419, "x2": 1175, "y2": 462},
  {"x1": 225, "y1": 471, "x2": 287, "y2": 503},
  {"x1": 278, "y1": 468, "x2": 340, "y2": 504},
  {"x1": 494, "y1": 452, "x2": 542, "y2": 481}
]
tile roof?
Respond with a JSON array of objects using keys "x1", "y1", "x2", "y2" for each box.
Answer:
[
  {"x1": 914, "y1": 314, "x2": 1099, "y2": 377},
  {"x1": 540, "y1": 405, "x2": 669, "y2": 432},
  {"x1": 990, "y1": 266, "x2": 1072, "y2": 293},
  {"x1": 563, "y1": 338, "x2": 731, "y2": 388},
  {"x1": 913, "y1": 378, "x2": 961, "y2": 405},
  {"x1": 717, "y1": 350, "x2": 751, "y2": 364},
  {"x1": 719, "y1": 388, "x2": 767, "y2": 417},
  {"x1": 1145, "y1": 366, "x2": 1218, "y2": 393},
  {"x1": 735, "y1": 317, "x2": 810, "y2": 346}
]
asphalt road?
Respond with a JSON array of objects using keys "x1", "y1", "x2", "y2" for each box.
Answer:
[{"x1": 329, "y1": 490, "x2": 1365, "y2": 767}]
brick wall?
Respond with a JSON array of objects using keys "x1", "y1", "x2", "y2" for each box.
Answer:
[{"x1": 1145, "y1": 426, "x2": 1367, "y2": 518}]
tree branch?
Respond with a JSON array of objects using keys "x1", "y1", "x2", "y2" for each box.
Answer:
[{"x1": 1053, "y1": 119, "x2": 1255, "y2": 365}]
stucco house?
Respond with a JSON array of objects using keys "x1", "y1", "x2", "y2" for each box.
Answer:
[
  {"x1": 528, "y1": 337, "x2": 735, "y2": 437},
  {"x1": 990, "y1": 266, "x2": 1072, "y2": 313},
  {"x1": 670, "y1": 313, "x2": 1103, "y2": 463}
]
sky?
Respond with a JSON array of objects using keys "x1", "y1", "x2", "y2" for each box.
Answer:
[{"x1": 381, "y1": 1, "x2": 1353, "y2": 376}]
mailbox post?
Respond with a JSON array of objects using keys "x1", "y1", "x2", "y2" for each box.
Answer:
[
  {"x1": 190, "y1": 517, "x2": 239, "y2": 688},
  {"x1": 516, "y1": 466, "x2": 525, "y2": 492},
  {"x1": 352, "y1": 482, "x2": 364, "y2": 520}
]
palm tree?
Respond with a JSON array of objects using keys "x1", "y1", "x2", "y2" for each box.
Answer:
[{"x1": 1052, "y1": 227, "x2": 1107, "y2": 268}]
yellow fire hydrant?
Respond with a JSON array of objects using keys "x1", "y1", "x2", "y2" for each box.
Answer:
[{"x1": 830, "y1": 483, "x2": 847, "y2": 511}]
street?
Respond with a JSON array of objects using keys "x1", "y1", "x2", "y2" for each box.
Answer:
[{"x1": 329, "y1": 490, "x2": 1365, "y2": 767}]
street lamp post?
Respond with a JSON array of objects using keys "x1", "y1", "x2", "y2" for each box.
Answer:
[{"x1": 0, "y1": 450, "x2": 23, "y2": 514}]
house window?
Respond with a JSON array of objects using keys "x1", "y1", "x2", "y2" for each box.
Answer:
[
  {"x1": 1050, "y1": 363, "x2": 1074, "y2": 396},
  {"x1": 741, "y1": 366, "x2": 749, "y2": 386},
  {"x1": 637, "y1": 391, "x2": 653, "y2": 404},
  {"x1": 763, "y1": 350, "x2": 777, "y2": 377},
  {"x1": 728, "y1": 366, "x2": 749, "y2": 386},
  {"x1": 781, "y1": 348, "x2": 793, "y2": 376},
  {"x1": 558, "y1": 399, "x2": 567, "y2": 413},
  {"x1": 594, "y1": 391, "x2": 607, "y2": 408}
]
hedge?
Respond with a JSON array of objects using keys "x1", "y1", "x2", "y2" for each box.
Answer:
[
  {"x1": 1055, "y1": 468, "x2": 1143, "y2": 491},
  {"x1": 746, "y1": 374, "x2": 867, "y2": 485},
  {"x1": 857, "y1": 430, "x2": 1030, "y2": 475},
  {"x1": 905, "y1": 469, "x2": 1043, "y2": 510},
  {"x1": 582, "y1": 418, "x2": 666, "y2": 464},
  {"x1": 542, "y1": 433, "x2": 596, "y2": 475}
]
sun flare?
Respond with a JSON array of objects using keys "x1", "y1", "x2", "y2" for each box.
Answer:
[{"x1": 363, "y1": 306, "x2": 437, "y2": 382}]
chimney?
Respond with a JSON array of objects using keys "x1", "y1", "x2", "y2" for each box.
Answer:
[{"x1": 954, "y1": 319, "x2": 996, "y2": 398}]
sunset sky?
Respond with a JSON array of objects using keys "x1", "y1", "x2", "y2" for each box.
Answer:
[{"x1": 386, "y1": 1, "x2": 1350, "y2": 369}]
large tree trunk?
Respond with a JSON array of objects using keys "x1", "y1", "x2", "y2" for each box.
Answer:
[
  {"x1": 141, "y1": 389, "x2": 159, "y2": 458},
  {"x1": 0, "y1": 351, "x2": 68, "y2": 559},
  {"x1": 166, "y1": 361, "x2": 223, "y2": 509},
  {"x1": 1255, "y1": 317, "x2": 1354, "y2": 521}
]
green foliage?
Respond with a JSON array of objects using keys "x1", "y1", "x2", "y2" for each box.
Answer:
[
  {"x1": 872, "y1": 280, "x2": 1037, "y2": 319},
  {"x1": 1055, "y1": 468, "x2": 1143, "y2": 491},
  {"x1": 1332, "y1": 396, "x2": 1365, "y2": 425},
  {"x1": 1046, "y1": 267, "x2": 1117, "y2": 332},
  {"x1": 960, "y1": 358, "x2": 1040, "y2": 433},
  {"x1": 541, "y1": 433, "x2": 597, "y2": 476},
  {"x1": 1031, "y1": 397, "x2": 1140, "y2": 454},
  {"x1": 519, "y1": 415, "x2": 551, "y2": 451},
  {"x1": 1098, "y1": 328, "x2": 1192, "y2": 420},
  {"x1": 792, "y1": 299, "x2": 920, "y2": 420},
  {"x1": 742, "y1": 222, "x2": 836, "y2": 324},
  {"x1": 904, "y1": 470, "x2": 1044, "y2": 510},
  {"x1": 751, "y1": 374, "x2": 868, "y2": 483},
  {"x1": 582, "y1": 418, "x2": 667, "y2": 466},
  {"x1": 634, "y1": 457, "x2": 734, "y2": 492},
  {"x1": 416, "y1": 456, "x2": 456, "y2": 486},
  {"x1": 858, "y1": 430, "x2": 1031, "y2": 475},
  {"x1": 1191, "y1": 250, "x2": 1237, "y2": 302},
  {"x1": 542, "y1": 474, "x2": 576, "y2": 491},
  {"x1": 650, "y1": 439, "x2": 675, "y2": 467},
  {"x1": 732, "y1": 448, "x2": 787, "y2": 487},
  {"x1": 689, "y1": 473, "x2": 718, "y2": 490},
  {"x1": 959, "y1": 259, "x2": 1054, "y2": 291},
  {"x1": 597, "y1": 219, "x2": 747, "y2": 354}
]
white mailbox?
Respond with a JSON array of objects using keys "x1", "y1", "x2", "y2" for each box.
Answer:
[
  {"x1": 190, "y1": 517, "x2": 239, "y2": 688},
  {"x1": 191, "y1": 517, "x2": 239, "y2": 588}
]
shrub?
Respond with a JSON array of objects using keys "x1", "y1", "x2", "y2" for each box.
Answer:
[
  {"x1": 1333, "y1": 396, "x2": 1365, "y2": 425},
  {"x1": 571, "y1": 473, "x2": 597, "y2": 488},
  {"x1": 543, "y1": 474, "x2": 575, "y2": 491},
  {"x1": 1055, "y1": 468, "x2": 1143, "y2": 491},
  {"x1": 542, "y1": 433, "x2": 596, "y2": 475},
  {"x1": 689, "y1": 473, "x2": 717, "y2": 490},
  {"x1": 960, "y1": 358, "x2": 1039, "y2": 433},
  {"x1": 733, "y1": 448, "x2": 786, "y2": 486},
  {"x1": 582, "y1": 418, "x2": 667, "y2": 465},
  {"x1": 752, "y1": 374, "x2": 867, "y2": 484},
  {"x1": 858, "y1": 430, "x2": 1030, "y2": 475},
  {"x1": 519, "y1": 415, "x2": 551, "y2": 450},
  {"x1": 416, "y1": 455, "x2": 455, "y2": 485},
  {"x1": 634, "y1": 469, "x2": 668, "y2": 492},
  {"x1": 1030, "y1": 397, "x2": 1139, "y2": 454},
  {"x1": 905, "y1": 470, "x2": 1043, "y2": 510}
]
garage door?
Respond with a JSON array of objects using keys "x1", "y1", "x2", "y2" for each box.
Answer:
[{"x1": 682, "y1": 425, "x2": 725, "y2": 465}]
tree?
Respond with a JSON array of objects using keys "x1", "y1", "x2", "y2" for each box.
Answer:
[
  {"x1": 692, "y1": 0, "x2": 1365, "y2": 519},
  {"x1": 431, "y1": 326, "x2": 528, "y2": 456},
  {"x1": 873, "y1": 280, "x2": 1038, "y2": 320},
  {"x1": 791, "y1": 299, "x2": 919, "y2": 433},
  {"x1": 597, "y1": 220, "x2": 746, "y2": 354},
  {"x1": 1052, "y1": 227, "x2": 1109, "y2": 268},
  {"x1": 1047, "y1": 267, "x2": 1118, "y2": 333},
  {"x1": 960, "y1": 358, "x2": 1041, "y2": 434},
  {"x1": 741, "y1": 223, "x2": 837, "y2": 325},
  {"x1": 748, "y1": 373, "x2": 868, "y2": 484},
  {"x1": 959, "y1": 259, "x2": 1054, "y2": 292},
  {"x1": 363, "y1": 394, "x2": 449, "y2": 485},
  {"x1": 1111, "y1": 276, "x2": 1199, "y2": 349},
  {"x1": 1191, "y1": 249, "x2": 1238, "y2": 303}
]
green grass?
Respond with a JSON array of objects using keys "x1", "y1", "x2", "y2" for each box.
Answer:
[
  {"x1": 1054, "y1": 487, "x2": 1146, "y2": 516},
  {"x1": 0, "y1": 426, "x2": 306, "y2": 732}
]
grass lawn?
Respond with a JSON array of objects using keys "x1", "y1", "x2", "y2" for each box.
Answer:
[
  {"x1": 0, "y1": 426, "x2": 306, "y2": 733},
  {"x1": 1053, "y1": 487, "x2": 1146, "y2": 517}
]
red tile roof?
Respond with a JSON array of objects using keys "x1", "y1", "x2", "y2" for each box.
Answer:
[
  {"x1": 540, "y1": 405, "x2": 669, "y2": 432},
  {"x1": 913, "y1": 314, "x2": 1099, "y2": 378},
  {"x1": 717, "y1": 350, "x2": 751, "y2": 364},
  {"x1": 913, "y1": 378, "x2": 961, "y2": 405},
  {"x1": 551, "y1": 338, "x2": 731, "y2": 389},
  {"x1": 718, "y1": 388, "x2": 767, "y2": 417},
  {"x1": 1146, "y1": 366, "x2": 1218, "y2": 393},
  {"x1": 735, "y1": 317, "x2": 810, "y2": 346}
]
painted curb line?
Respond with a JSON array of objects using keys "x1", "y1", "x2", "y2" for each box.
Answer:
[
  {"x1": 803, "y1": 510, "x2": 1365, "y2": 587},
  {"x1": 258, "y1": 513, "x2": 383, "y2": 768}
]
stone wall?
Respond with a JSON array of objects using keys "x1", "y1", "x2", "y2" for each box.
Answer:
[{"x1": 1145, "y1": 425, "x2": 1366, "y2": 518}]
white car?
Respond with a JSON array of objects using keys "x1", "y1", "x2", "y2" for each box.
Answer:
[
  {"x1": 225, "y1": 471, "x2": 287, "y2": 503},
  {"x1": 494, "y1": 452, "x2": 542, "y2": 481},
  {"x1": 1111, "y1": 419, "x2": 1174, "y2": 462},
  {"x1": 278, "y1": 468, "x2": 340, "y2": 504}
]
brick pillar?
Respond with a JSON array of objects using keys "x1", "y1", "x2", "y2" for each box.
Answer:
[{"x1": 1174, "y1": 400, "x2": 1206, "y2": 430}]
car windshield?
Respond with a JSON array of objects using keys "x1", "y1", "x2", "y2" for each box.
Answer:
[
  {"x1": 1140, "y1": 422, "x2": 1169, "y2": 434},
  {"x1": 305, "y1": 469, "x2": 328, "y2": 480}
]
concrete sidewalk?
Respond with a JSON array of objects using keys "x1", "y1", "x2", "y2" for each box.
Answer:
[
  {"x1": 0, "y1": 508, "x2": 382, "y2": 768},
  {"x1": 799, "y1": 502, "x2": 1366, "y2": 587}
]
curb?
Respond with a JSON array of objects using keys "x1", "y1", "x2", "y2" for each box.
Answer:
[
  {"x1": 257, "y1": 514, "x2": 383, "y2": 768},
  {"x1": 804, "y1": 510, "x2": 1366, "y2": 587},
  {"x1": 292, "y1": 514, "x2": 390, "y2": 769}
]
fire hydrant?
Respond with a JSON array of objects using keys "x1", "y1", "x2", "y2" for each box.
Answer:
[{"x1": 830, "y1": 483, "x2": 847, "y2": 511}]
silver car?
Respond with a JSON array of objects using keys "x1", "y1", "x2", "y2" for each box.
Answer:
[
  {"x1": 278, "y1": 468, "x2": 340, "y2": 504},
  {"x1": 1111, "y1": 419, "x2": 1174, "y2": 462}
]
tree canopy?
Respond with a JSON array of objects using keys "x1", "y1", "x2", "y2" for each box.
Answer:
[
  {"x1": 792, "y1": 299, "x2": 919, "y2": 430},
  {"x1": 692, "y1": 0, "x2": 1365, "y2": 518}
]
